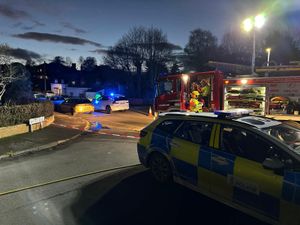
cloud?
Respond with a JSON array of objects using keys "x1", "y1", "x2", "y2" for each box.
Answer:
[
  {"x1": 21, "y1": 20, "x2": 46, "y2": 30},
  {"x1": 12, "y1": 32, "x2": 102, "y2": 47},
  {"x1": 12, "y1": 22, "x2": 22, "y2": 28},
  {"x1": 89, "y1": 49, "x2": 108, "y2": 54},
  {"x1": 0, "y1": 46, "x2": 41, "y2": 60},
  {"x1": 61, "y1": 22, "x2": 87, "y2": 34},
  {"x1": 0, "y1": 3, "x2": 31, "y2": 19}
]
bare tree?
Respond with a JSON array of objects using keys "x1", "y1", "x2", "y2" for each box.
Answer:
[
  {"x1": 0, "y1": 44, "x2": 25, "y2": 103},
  {"x1": 103, "y1": 26, "x2": 179, "y2": 97}
]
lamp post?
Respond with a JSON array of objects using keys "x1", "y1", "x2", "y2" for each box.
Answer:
[
  {"x1": 242, "y1": 14, "x2": 266, "y2": 75},
  {"x1": 266, "y1": 48, "x2": 271, "y2": 66}
]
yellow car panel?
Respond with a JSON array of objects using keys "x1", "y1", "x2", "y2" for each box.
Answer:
[
  {"x1": 234, "y1": 157, "x2": 283, "y2": 197},
  {"x1": 170, "y1": 138, "x2": 199, "y2": 166},
  {"x1": 75, "y1": 104, "x2": 94, "y2": 113}
]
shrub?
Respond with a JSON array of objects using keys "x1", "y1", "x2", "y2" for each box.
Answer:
[{"x1": 0, "y1": 101, "x2": 54, "y2": 127}]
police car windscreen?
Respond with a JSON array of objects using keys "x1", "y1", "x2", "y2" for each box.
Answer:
[{"x1": 262, "y1": 123, "x2": 300, "y2": 154}]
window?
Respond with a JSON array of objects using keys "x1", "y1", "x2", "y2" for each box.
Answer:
[
  {"x1": 156, "y1": 120, "x2": 182, "y2": 134},
  {"x1": 221, "y1": 126, "x2": 271, "y2": 163},
  {"x1": 157, "y1": 80, "x2": 173, "y2": 95},
  {"x1": 175, "y1": 120, "x2": 212, "y2": 145}
]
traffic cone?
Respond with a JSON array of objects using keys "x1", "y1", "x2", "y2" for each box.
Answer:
[{"x1": 148, "y1": 106, "x2": 153, "y2": 117}]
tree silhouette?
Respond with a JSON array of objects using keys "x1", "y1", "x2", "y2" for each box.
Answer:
[
  {"x1": 52, "y1": 56, "x2": 66, "y2": 65},
  {"x1": 0, "y1": 44, "x2": 26, "y2": 103},
  {"x1": 104, "y1": 26, "x2": 179, "y2": 97},
  {"x1": 263, "y1": 30, "x2": 300, "y2": 65},
  {"x1": 184, "y1": 29, "x2": 218, "y2": 71},
  {"x1": 81, "y1": 57, "x2": 97, "y2": 71}
]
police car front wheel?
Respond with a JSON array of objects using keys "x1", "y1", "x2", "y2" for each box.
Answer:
[{"x1": 149, "y1": 153, "x2": 172, "y2": 183}]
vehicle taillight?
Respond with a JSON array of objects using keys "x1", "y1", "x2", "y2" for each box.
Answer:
[{"x1": 140, "y1": 130, "x2": 147, "y2": 138}]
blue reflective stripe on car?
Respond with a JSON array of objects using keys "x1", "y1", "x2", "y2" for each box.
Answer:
[
  {"x1": 282, "y1": 171, "x2": 300, "y2": 205},
  {"x1": 172, "y1": 157, "x2": 197, "y2": 185},
  {"x1": 198, "y1": 147, "x2": 235, "y2": 177},
  {"x1": 233, "y1": 188, "x2": 280, "y2": 219},
  {"x1": 150, "y1": 129, "x2": 171, "y2": 153}
]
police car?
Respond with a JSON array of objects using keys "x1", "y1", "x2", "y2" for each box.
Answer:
[{"x1": 137, "y1": 109, "x2": 300, "y2": 225}]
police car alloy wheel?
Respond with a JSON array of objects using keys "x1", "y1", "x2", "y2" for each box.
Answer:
[{"x1": 149, "y1": 153, "x2": 172, "y2": 183}]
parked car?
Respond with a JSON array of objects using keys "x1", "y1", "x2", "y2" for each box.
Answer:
[
  {"x1": 49, "y1": 96, "x2": 65, "y2": 105},
  {"x1": 137, "y1": 109, "x2": 300, "y2": 225},
  {"x1": 92, "y1": 94, "x2": 129, "y2": 114},
  {"x1": 59, "y1": 98, "x2": 94, "y2": 115},
  {"x1": 33, "y1": 93, "x2": 47, "y2": 101},
  {"x1": 49, "y1": 96, "x2": 65, "y2": 111}
]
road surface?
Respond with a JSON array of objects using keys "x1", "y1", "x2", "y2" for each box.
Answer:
[{"x1": 77, "y1": 110, "x2": 154, "y2": 135}]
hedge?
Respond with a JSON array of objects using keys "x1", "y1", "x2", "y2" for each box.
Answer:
[{"x1": 0, "y1": 101, "x2": 54, "y2": 127}]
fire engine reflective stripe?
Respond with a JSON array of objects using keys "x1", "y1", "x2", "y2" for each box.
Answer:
[
  {"x1": 213, "y1": 124, "x2": 220, "y2": 149},
  {"x1": 233, "y1": 157, "x2": 282, "y2": 219},
  {"x1": 209, "y1": 124, "x2": 217, "y2": 148}
]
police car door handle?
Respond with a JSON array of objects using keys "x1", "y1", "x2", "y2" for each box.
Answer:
[{"x1": 212, "y1": 156, "x2": 228, "y2": 165}]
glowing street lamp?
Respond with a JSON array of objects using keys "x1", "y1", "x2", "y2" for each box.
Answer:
[
  {"x1": 266, "y1": 48, "x2": 271, "y2": 67},
  {"x1": 242, "y1": 14, "x2": 266, "y2": 74}
]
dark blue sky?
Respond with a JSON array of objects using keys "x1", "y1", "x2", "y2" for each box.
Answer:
[{"x1": 0, "y1": 0, "x2": 299, "y2": 64}]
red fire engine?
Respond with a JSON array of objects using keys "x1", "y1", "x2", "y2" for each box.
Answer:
[
  {"x1": 155, "y1": 67, "x2": 300, "y2": 120},
  {"x1": 154, "y1": 71, "x2": 224, "y2": 113}
]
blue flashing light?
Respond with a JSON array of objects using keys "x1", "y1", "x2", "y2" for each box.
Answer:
[
  {"x1": 95, "y1": 100, "x2": 99, "y2": 104},
  {"x1": 214, "y1": 109, "x2": 253, "y2": 117},
  {"x1": 110, "y1": 92, "x2": 114, "y2": 97}
]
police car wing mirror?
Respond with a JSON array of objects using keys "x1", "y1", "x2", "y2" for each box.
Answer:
[{"x1": 263, "y1": 158, "x2": 284, "y2": 173}]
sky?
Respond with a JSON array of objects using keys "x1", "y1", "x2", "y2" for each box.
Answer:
[{"x1": 0, "y1": 0, "x2": 299, "y2": 65}]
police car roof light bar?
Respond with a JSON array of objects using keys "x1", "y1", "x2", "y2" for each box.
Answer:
[{"x1": 214, "y1": 109, "x2": 253, "y2": 118}]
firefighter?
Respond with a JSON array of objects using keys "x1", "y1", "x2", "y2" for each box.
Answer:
[
  {"x1": 189, "y1": 91, "x2": 203, "y2": 113},
  {"x1": 199, "y1": 79, "x2": 210, "y2": 108}
]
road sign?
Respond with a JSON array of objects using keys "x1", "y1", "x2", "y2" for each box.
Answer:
[{"x1": 29, "y1": 116, "x2": 45, "y2": 125}]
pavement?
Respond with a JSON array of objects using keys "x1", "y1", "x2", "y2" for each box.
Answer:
[{"x1": 0, "y1": 112, "x2": 89, "y2": 160}]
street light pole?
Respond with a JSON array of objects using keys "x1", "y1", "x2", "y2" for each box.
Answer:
[
  {"x1": 242, "y1": 14, "x2": 266, "y2": 75},
  {"x1": 266, "y1": 48, "x2": 271, "y2": 67},
  {"x1": 251, "y1": 29, "x2": 256, "y2": 74}
]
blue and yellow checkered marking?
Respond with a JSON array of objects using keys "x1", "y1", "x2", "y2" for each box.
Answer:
[
  {"x1": 150, "y1": 125, "x2": 173, "y2": 153},
  {"x1": 172, "y1": 157, "x2": 198, "y2": 185},
  {"x1": 282, "y1": 171, "x2": 300, "y2": 205},
  {"x1": 198, "y1": 147, "x2": 235, "y2": 177}
]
